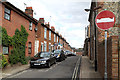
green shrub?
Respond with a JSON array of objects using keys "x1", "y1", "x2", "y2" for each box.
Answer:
[
  {"x1": 9, "y1": 48, "x2": 19, "y2": 65},
  {"x1": 1, "y1": 54, "x2": 8, "y2": 68},
  {"x1": 8, "y1": 25, "x2": 29, "y2": 65}
]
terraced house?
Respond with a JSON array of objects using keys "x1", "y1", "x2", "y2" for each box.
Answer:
[
  {"x1": 36, "y1": 18, "x2": 71, "y2": 53},
  {"x1": 0, "y1": 2, "x2": 38, "y2": 57}
]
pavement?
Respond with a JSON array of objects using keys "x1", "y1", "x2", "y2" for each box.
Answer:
[
  {"x1": 1, "y1": 63, "x2": 29, "y2": 78},
  {"x1": 80, "y1": 56, "x2": 102, "y2": 79}
]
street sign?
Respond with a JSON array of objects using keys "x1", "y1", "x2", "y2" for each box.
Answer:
[{"x1": 95, "y1": 10, "x2": 115, "y2": 30}]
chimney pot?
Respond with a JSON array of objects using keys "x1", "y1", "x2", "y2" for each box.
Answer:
[
  {"x1": 51, "y1": 26, "x2": 55, "y2": 31},
  {"x1": 26, "y1": 7, "x2": 32, "y2": 9},
  {"x1": 38, "y1": 18, "x2": 44, "y2": 24},
  {"x1": 25, "y1": 7, "x2": 33, "y2": 17}
]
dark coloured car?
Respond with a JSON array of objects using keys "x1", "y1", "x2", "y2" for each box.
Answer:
[
  {"x1": 63, "y1": 50, "x2": 67, "y2": 58},
  {"x1": 54, "y1": 49, "x2": 66, "y2": 61},
  {"x1": 71, "y1": 52, "x2": 76, "y2": 56},
  {"x1": 65, "y1": 50, "x2": 73, "y2": 56},
  {"x1": 30, "y1": 52, "x2": 56, "y2": 68}
]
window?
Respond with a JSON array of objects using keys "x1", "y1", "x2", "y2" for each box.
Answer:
[
  {"x1": 49, "y1": 31, "x2": 51, "y2": 40},
  {"x1": 57, "y1": 36, "x2": 58, "y2": 42},
  {"x1": 49, "y1": 43, "x2": 51, "y2": 52},
  {"x1": 44, "y1": 28, "x2": 47, "y2": 39},
  {"x1": 28, "y1": 42, "x2": 32, "y2": 54},
  {"x1": 3, "y1": 46, "x2": 9, "y2": 54},
  {"x1": 44, "y1": 41, "x2": 47, "y2": 52},
  {"x1": 54, "y1": 34, "x2": 56, "y2": 42},
  {"x1": 29, "y1": 22, "x2": 32, "y2": 31},
  {"x1": 41, "y1": 42, "x2": 43, "y2": 52},
  {"x1": 4, "y1": 7, "x2": 11, "y2": 20}
]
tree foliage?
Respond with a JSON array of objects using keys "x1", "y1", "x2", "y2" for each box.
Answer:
[{"x1": 2, "y1": 27, "x2": 12, "y2": 46}]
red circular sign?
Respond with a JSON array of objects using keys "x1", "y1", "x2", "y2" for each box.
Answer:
[{"x1": 95, "y1": 10, "x2": 115, "y2": 30}]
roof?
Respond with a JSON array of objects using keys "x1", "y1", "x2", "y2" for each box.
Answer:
[{"x1": 3, "y1": 2, "x2": 38, "y2": 25}]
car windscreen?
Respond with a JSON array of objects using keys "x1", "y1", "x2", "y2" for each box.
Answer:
[
  {"x1": 34, "y1": 53, "x2": 40, "y2": 58},
  {"x1": 54, "y1": 50, "x2": 61, "y2": 54},
  {"x1": 40, "y1": 52, "x2": 50, "y2": 58}
]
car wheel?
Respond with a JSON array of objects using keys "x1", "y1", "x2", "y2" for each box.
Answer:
[
  {"x1": 47, "y1": 62, "x2": 51, "y2": 68},
  {"x1": 60, "y1": 58, "x2": 63, "y2": 61},
  {"x1": 54, "y1": 59, "x2": 56, "y2": 64}
]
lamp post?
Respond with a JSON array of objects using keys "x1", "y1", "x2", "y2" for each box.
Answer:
[{"x1": 84, "y1": 5, "x2": 102, "y2": 71}]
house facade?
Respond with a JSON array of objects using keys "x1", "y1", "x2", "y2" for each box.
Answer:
[{"x1": 1, "y1": 2, "x2": 38, "y2": 57}]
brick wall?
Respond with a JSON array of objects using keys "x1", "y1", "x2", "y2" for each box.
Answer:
[
  {"x1": 112, "y1": 36, "x2": 119, "y2": 78},
  {"x1": 98, "y1": 36, "x2": 119, "y2": 78}
]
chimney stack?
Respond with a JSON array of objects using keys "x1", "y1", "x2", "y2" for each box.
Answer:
[
  {"x1": 51, "y1": 26, "x2": 55, "y2": 31},
  {"x1": 25, "y1": 7, "x2": 33, "y2": 17},
  {"x1": 45, "y1": 22, "x2": 50, "y2": 28},
  {"x1": 38, "y1": 18, "x2": 44, "y2": 24}
]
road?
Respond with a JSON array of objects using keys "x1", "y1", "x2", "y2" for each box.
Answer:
[{"x1": 6, "y1": 56, "x2": 81, "y2": 79}]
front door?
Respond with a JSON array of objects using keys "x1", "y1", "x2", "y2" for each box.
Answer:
[{"x1": 35, "y1": 40, "x2": 39, "y2": 55}]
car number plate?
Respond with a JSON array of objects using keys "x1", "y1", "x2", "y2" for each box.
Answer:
[{"x1": 34, "y1": 63, "x2": 40, "y2": 65}]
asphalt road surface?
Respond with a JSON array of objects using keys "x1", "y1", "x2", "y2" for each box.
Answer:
[{"x1": 7, "y1": 56, "x2": 81, "y2": 79}]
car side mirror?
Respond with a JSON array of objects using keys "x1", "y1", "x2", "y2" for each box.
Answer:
[
  {"x1": 50, "y1": 53, "x2": 54, "y2": 57},
  {"x1": 51, "y1": 53, "x2": 54, "y2": 55}
]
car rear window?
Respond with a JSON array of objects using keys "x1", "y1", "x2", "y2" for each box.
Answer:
[{"x1": 40, "y1": 52, "x2": 50, "y2": 57}]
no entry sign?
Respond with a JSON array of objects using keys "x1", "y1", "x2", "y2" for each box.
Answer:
[{"x1": 95, "y1": 10, "x2": 115, "y2": 30}]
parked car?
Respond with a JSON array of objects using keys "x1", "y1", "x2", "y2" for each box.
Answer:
[
  {"x1": 54, "y1": 49, "x2": 66, "y2": 61},
  {"x1": 71, "y1": 52, "x2": 76, "y2": 56},
  {"x1": 30, "y1": 52, "x2": 56, "y2": 68},
  {"x1": 63, "y1": 50, "x2": 67, "y2": 58},
  {"x1": 65, "y1": 50, "x2": 72, "y2": 56}
]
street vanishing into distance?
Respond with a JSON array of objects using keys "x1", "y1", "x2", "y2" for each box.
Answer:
[{"x1": 2, "y1": 0, "x2": 120, "y2": 79}]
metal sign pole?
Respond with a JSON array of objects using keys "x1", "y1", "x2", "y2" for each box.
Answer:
[{"x1": 104, "y1": 30, "x2": 107, "y2": 80}]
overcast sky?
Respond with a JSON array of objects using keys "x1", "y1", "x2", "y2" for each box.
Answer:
[{"x1": 8, "y1": 0, "x2": 91, "y2": 48}]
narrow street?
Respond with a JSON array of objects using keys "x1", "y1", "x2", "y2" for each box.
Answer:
[{"x1": 7, "y1": 56, "x2": 81, "y2": 79}]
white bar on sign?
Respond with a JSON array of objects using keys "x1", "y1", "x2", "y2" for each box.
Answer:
[{"x1": 97, "y1": 17, "x2": 114, "y2": 23}]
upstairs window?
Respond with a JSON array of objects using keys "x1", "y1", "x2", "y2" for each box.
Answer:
[
  {"x1": 4, "y1": 7, "x2": 11, "y2": 20},
  {"x1": 29, "y1": 22, "x2": 32, "y2": 31},
  {"x1": 49, "y1": 31, "x2": 51, "y2": 40},
  {"x1": 44, "y1": 27, "x2": 47, "y2": 39}
]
